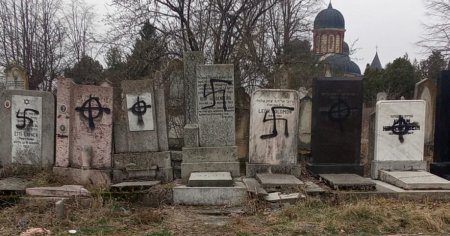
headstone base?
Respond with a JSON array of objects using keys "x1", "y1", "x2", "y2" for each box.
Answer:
[
  {"x1": 173, "y1": 181, "x2": 246, "y2": 206},
  {"x1": 430, "y1": 162, "x2": 450, "y2": 180},
  {"x1": 379, "y1": 170, "x2": 450, "y2": 190},
  {"x1": 187, "y1": 172, "x2": 233, "y2": 187},
  {"x1": 246, "y1": 163, "x2": 301, "y2": 178},
  {"x1": 306, "y1": 163, "x2": 364, "y2": 176},
  {"x1": 371, "y1": 160, "x2": 427, "y2": 179},
  {"x1": 112, "y1": 151, "x2": 173, "y2": 183},
  {"x1": 181, "y1": 146, "x2": 240, "y2": 183},
  {"x1": 319, "y1": 174, "x2": 376, "y2": 191},
  {"x1": 181, "y1": 162, "x2": 240, "y2": 182},
  {"x1": 53, "y1": 167, "x2": 111, "y2": 187}
]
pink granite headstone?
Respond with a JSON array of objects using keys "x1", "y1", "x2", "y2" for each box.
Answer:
[{"x1": 55, "y1": 78, "x2": 113, "y2": 169}]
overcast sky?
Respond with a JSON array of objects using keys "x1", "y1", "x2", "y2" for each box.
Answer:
[{"x1": 89, "y1": 0, "x2": 428, "y2": 71}]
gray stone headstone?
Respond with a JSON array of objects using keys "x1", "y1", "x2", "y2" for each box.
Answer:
[
  {"x1": 371, "y1": 100, "x2": 427, "y2": 178},
  {"x1": 184, "y1": 51, "x2": 204, "y2": 125},
  {"x1": 114, "y1": 79, "x2": 168, "y2": 153},
  {"x1": 0, "y1": 90, "x2": 54, "y2": 167},
  {"x1": 299, "y1": 96, "x2": 312, "y2": 149},
  {"x1": 414, "y1": 79, "x2": 437, "y2": 144},
  {"x1": 197, "y1": 64, "x2": 235, "y2": 147},
  {"x1": 248, "y1": 89, "x2": 299, "y2": 165},
  {"x1": 376, "y1": 92, "x2": 388, "y2": 101}
]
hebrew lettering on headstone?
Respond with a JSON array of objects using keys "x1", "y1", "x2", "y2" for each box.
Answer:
[{"x1": 75, "y1": 95, "x2": 111, "y2": 130}]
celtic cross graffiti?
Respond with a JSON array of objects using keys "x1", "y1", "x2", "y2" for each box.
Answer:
[
  {"x1": 128, "y1": 96, "x2": 151, "y2": 126},
  {"x1": 260, "y1": 106, "x2": 295, "y2": 140},
  {"x1": 16, "y1": 108, "x2": 39, "y2": 129},
  {"x1": 201, "y1": 79, "x2": 232, "y2": 111},
  {"x1": 75, "y1": 95, "x2": 111, "y2": 130},
  {"x1": 383, "y1": 115, "x2": 420, "y2": 143},
  {"x1": 322, "y1": 94, "x2": 358, "y2": 132}
]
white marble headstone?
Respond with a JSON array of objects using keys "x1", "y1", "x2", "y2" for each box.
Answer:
[
  {"x1": 11, "y1": 95, "x2": 42, "y2": 164},
  {"x1": 374, "y1": 100, "x2": 426, "y2": 162},
  {"x1": 126, "y1": 93, "x2": 155, "y2": 131},
  {"x1": 249, "y1": 89, "x2": 300, "y2": 165}
]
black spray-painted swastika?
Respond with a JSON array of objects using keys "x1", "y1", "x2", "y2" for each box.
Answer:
[
  {"x1": 260, "y1": 106, "x2": 295, "y2": 139},
  {"x1": 201, "y1": 79, "x2": 232, "y2": 111},
  {"x1": 16, "y1": 108, "x2": 39, "y2": 129}
]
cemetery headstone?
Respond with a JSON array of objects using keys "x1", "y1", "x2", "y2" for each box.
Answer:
[
  {"x1": 0, "y1": 90, "x2": 54, "y2": 167},
  {"x1": 431, "y1": 70, "x2": 450, "y2": 179},
  {"x1": 4, "y1": 65, "x2": 29, "y2": 90},
  {"x1": 307, "y1": 77, "x2": 364, "y2": 175},
  {"x1": 376, "y1": 92, "x2": 388, "y2": 101},
  {"x1": 112, "y1": 79, "x2": 172, "y2": 182},
  {"x1": 298, "y1": 95, "x2": 312, "y2": 150},
  {"x1": 414, "y1": 79, "x2": 437, "y2": 144},
  {"x1": 370, "y1": 100, "x2": 427, "y2": 179},
  {"x1": 184, "y1": 51, "x2": 204, "y2": 124},
  {"x1": 54, "y1": 78, "x2": 113, "y2": 186},
  {"x1": 246, "y1": 89, "x2": 301, "y2": 176}
]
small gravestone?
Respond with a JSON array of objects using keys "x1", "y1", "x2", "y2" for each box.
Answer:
[
  {"x1": 247, "y1": 89, "x2": 301, "y2": 176},
  {"x1": 414, "y1": 79, "x2": 437, "y2": 144},
  {"x1": 431, "y1": 70, "x2": 450, "y2": 178},
  {"x1": 54, "y1": 78, "x2": 113, "y2": 187},
  {"x1": 112, "y1": 79, "x2": 172, "y2": 183},
  {"x1": 299, "y1": 95, "x2": 312, "y2": 150},
  {"x1": 4, "y1": 65, "x2": 29, "y2": 90},
  {"x1": 376, "y1": 92, "x2": 388, "y2": 101},
  {"x1": 0, "y1": 90, "x2": 54, "y2": 167},
  {"x1": 308, "y1": 77, "x2": 364, "y2": 175},
  {"x1": 371, "y1": 100, "x2": 427, "y2": 179}
]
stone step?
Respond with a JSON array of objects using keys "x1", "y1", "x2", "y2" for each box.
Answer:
[
  {"x1": 319, "y1": 174, "x2": 376, "y2": 191},
  {"x1": 242, "y1": 178, "x2": 268, "y2": 196},
  {"x1": 26, "y1": 185, "x2": 90, "y2": 197},
  {"x1": 256, "y1": 174, "x2": 304, "y2": 192},
  {"x1": 379, "y1": 170, "x2": 450, "y2": 190},
  {"x1": 264, "y1": 192, "x2": 305, "y2": 203},
  {"x1": 110, "y1": 181, "x2": 161, "y2": 192},
  {"x1": 188, "y1": 172, "x2": 233, "y2": 187},
  {"x1": 173, "y1": 182, "x2": 246, "y2": 206}
]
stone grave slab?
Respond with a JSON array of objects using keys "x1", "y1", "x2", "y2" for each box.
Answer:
[
  {"x1": 431, "y1": 70, "x2": 450, "y2": 179},
  {"x1": 320, "y1": 174, "x2": 376, "y2": 191},
  {"x1": 308, "y1": 77, "x2": 364, "y2": 175},
  {"x1": 264, "y1": 192, "x2": 305, "y2": 203},
  {"x1": 197, "y1": 64, "x2": 235, "y2": 147},
  {"x1": 173, "y1": 181, "x2": 246, "y2": 206},
  {"x1": 304, "y1": 181, "x2": 326, "y2": 195},
  {"x1": 379, "y1": 170, "x2": 450, "y2": 190},
  {"x1": 26, "y1": 185, "x2": 90, "y2": 197},
  {"x1": 187, "y1": 172, "x2": 233, "y2": 187},
  {"x1": 371, "y1": 100, "x2": 426, "y2": 179},
  {"x1": 256, "y1": 173, "x2": 303, "y2": 192},
  {"x1": 0, "y1": 177, "x2": 31, "y2": 195},
  {"x1": 242, "y1": 178, "x2": 268, "y2": 196},
  {"x1": 0, "y1": 90, "x2": 55, "y2": 167}
]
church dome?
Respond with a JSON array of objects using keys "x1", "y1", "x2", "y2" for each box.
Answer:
[
  {"x1": 314, "y1": 3, "x2": 345, "y2": 30},
  {"x1": 342, "y1": 42, "x2": 350, "y2": 55},
  {"x1": 319, "y1": 54, "x2": 361, "y2": 75}
]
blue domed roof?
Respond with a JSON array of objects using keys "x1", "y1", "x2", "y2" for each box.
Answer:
[
  {"x1": 343, "y1": 42, "x2": 350, "y2": 55},
  {"x1": 314, "y1": 3, "x2": 345, "y2": 30},
  {"x1": 319, "y1": 54, "x2": 361, "y2": 75}
]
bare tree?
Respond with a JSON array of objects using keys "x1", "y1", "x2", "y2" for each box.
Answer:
[
  {"x1": 0, "y1": 0, "x2": 65, "y2": 90},
  {"x1": 419, "y1": 0, "x2": 450, "y2": 58}
]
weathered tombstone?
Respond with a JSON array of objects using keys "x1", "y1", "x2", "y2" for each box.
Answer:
[
  {"x1": 0, "y1": 90, "x2": 54, "y2": 167},
  {"x1": 246, "y1": 89, "x2": 301, "y2": 176},
  {"x1": 370, "y1": 100, "x2": 427, "y2": 179},
  {"x1": 307, "y1": 77, "x2": 364, "y2": 175},
  {"x1": 54, "y1": 78, "x2": 113, "y2": 186},
  {"x1": 174, "y1": 57, "x2": 245, "y2": 205},
  {"x1": 414, "y1": 79, "x2": 437, "y2": 144},
  {"x1": 4, "y1": 65, "x2": 29, "y2": 90},
  {"x1": 112, "y1": 79, "x2": 172, "y2": 183},
  {"x1": 180, "y1": 64, "x2": 240, "y2": 180},
  {"x1": 184, "y1": 51, "x2": 204, "y2": 125},
  {"x1": 376, "y1": 92, "x2": 388, "y2": 101},
  {"x1": 298, "y1": 95, "x2": 312, "y2": 150},
  {"x1": 431, "y1": 70, "x2": 450, "y2": 179}
]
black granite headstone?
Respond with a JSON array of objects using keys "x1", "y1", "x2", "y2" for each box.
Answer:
[
  {"x1": 431, "y1": 70, "x2": 450, "y2": 179},
  {"x1": 307, "y1": 77, "x2": 364, "y2": 175}
]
